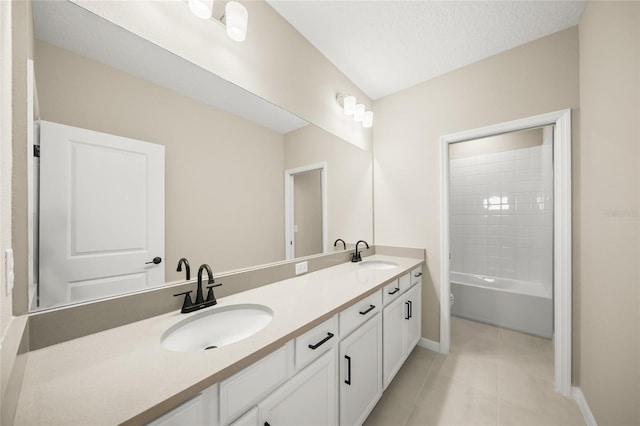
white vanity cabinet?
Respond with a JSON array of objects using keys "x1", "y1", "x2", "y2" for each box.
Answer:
[
  {"x1": 339, "y1": 313, "x2": 383, "y2": 426},
  {"x1": 148, "y1": 385, "x2": 219, "y2": 426},
  {"x1": 147, "y1": 262, "x2": 424, "y2": 426},
  {"x1": 382, "y1": 267, "x2": 423, "y2": 389},
  {"x1": 258, "y1": 349, "x2": 338, "y2": 426},
  {"x1": 382, "y1": 294, "x2": 407, "y2": 389},
  {"x1": 220, "y1": 342, "x2": 295, "y2": 425}
]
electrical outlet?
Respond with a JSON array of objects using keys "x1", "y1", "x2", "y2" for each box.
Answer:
[
  {"x1": 295, "y1": 261, "x2": 308, "y2": 275},
  {"x1": 5, "y1": 249, "x2": 14, "y2": 296}
]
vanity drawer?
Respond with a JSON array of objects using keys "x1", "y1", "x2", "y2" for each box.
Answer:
[
  {"x1": 411, "y1": 266, "x2": 423, "y2": 286},
  {"x1": 398, "y1": 273, "x2": 411, "y2": 293},
  {"x1": 295, "y1": 314, "x2": 338, "y2": 370},
  {"x1": 219, "y1": 341, "x2": 294, "y2": 425},
  {"x1": 382, "y1": 279, "x2": 401, "y2": 306},
  {"x1": 339, "y1": 290, "x2": 382, "y2": 337}
]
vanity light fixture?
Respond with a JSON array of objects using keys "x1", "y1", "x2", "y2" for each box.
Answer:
[
  {"x1": 187, "y1": 0, "x2": 248, "y2": 43},
  {"x1": 343, "y1": 95, "x2": 356, "y2": 116},
  {"x1": 353, "y1": 104, "x2": 365, "y2": 122},
  {"x1": 336, "y1": 94, "x2": 374, "y2": 128},
  {"x1": 225, "y1": 1, "x2": 248, "y2": 42},
  {"x1": 189, "y1": 0, "x2": 214, "y2": 19},
  {"x1": 362, "y1": 111, "x2": 373, "y2": 128}
]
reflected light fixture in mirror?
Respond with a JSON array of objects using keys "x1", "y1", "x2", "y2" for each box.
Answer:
[{"x1": 188, "y1": 0, "x2": 248, "y2": 42}]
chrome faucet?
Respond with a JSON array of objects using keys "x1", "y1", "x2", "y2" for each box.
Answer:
[
  {"x1": 176, "y1": 257, "x2": 191, "y2": 281},
  {"x1": 334, "y1": 238, "x2": 347, "y2": 250},
  {"x1": 173, "y1": 263, "x2": 222, "y2": 314},
  {"x1": 351, "y1": 240, "x2": 369, "y2": 262}
]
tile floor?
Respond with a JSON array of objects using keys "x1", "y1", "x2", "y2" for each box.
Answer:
[{"x1": 364, "y1": 316, "x2": 585, "y2": 426}]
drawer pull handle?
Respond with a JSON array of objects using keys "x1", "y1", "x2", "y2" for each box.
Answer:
[
  {"x1": 265, "y1": 422, "x2": 271, "y2": 426},
  {"x1": 388, "y1": 287, "x2": 400, "y2": 295},
  {"x1": 308, "y1": 332, "x2": 335, "y2": 350},
  {"x1": 359, "y1": 304, "x2": 375, "y2": 315},
  {"x1": 414, "y1": 272, "x2": 423, "y2": 277},
  {"x1": 345, "y1": 355, "x2": 352, "y2": 385},
  {"x1": 405, "y1": 301, "x2": 410, "y2": 320}
]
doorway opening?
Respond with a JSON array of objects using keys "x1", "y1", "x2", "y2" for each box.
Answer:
[
  {"x1": 284, "y1": 162, "x2": 327, "y2": 259},
  {"x1": 439, "y1": 110, "x2": 572, "y2": 396}
]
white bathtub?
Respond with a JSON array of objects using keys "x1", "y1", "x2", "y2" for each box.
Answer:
[{"x1": 450, "y1": 272, "x2": 553, "y2": 338}]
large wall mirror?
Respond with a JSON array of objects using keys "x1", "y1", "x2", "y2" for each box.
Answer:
[{"x1": 30, "y1": 0, "x2": 373, "y2": 311}]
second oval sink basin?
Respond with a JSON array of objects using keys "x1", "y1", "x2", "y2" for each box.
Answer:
[
  {"x1": 359, "y1": 260, "x2": 399, "y2": 270},
  {"x1": 161, "y1": 304, "x2": 273, "y2": 352}
]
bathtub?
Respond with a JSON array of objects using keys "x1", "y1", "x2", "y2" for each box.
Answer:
[{"x1": 450, "y1": 272, "x2": 553, "y2": 338}]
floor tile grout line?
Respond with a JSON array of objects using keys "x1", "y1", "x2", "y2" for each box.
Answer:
[{"x1": 403, "y1": 350, "x2": 439, "y2": 426}]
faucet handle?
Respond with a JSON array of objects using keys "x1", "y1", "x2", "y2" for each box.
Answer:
[
  {"x1": 205, "y1": 283, "x2": 222, "y2": 303},
  {"x1": 173, "y1": 291, "x2": 194, "y2": 313}
]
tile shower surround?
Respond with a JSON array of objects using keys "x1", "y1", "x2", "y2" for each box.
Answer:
[{"x1": 449, "y1": 145, "x2": 553, "y2": 284}]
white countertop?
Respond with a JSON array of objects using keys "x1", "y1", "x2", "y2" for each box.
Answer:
[{"x1": 13, "y1": 255, "x2": 423, "y2": 425}]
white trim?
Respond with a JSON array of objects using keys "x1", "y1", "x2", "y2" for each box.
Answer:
[
  {"x1": 27, "y1": 59, "x2": 38, "y2": 309},
  {"x1": 572, "y1": 387, "x2": 598, "y2": 426},
  {"x1": 284, "y1": 162, "x2": 328, "y2": 260},
  {"x1": 417, "y1": 337, "x2": 440, "y2": 353},
  {"x1": 439, "y1": 109, "x2": 572, "y2": 396}
]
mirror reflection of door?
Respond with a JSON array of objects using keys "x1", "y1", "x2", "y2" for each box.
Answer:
[
  {"x1": 293, "y1": 170, "x2": 323, "y2": 258},
  {"x1": 38, "y1": 121, "x2": 165, "y2": 309}
]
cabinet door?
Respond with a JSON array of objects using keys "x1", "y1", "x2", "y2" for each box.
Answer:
[
  {"x1": 258, "y1": 349, "x2": 337, "y2": 426},
  {"x1": 382, "y1": 295, "x2": 406, "y2": 389},
  {"x1": 405, "y1": 284, "x2": 422, "y2": 352},
  {"x1": 339, "y1": 314, "x2": 383, "y2": 426},
  {"x1": 229, "y1": 407, "x2": 258, "y2": 426},
  {"x1": 147, "y1": 395, "x2": 204, "y2": 426}
]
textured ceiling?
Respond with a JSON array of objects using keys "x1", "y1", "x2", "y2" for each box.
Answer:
[{"x1": 267, "y1": 0, "x2": 586, "y2": 100}]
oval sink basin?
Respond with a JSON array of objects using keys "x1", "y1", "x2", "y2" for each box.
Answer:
[
  {"x1": 161, "y1": 304, "x2": 273, "y2": 352},
  {"x1": 359, "y1": 260, "x2": 399, "y2": 270}
]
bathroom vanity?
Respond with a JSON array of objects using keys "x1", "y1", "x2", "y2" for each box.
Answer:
[{"x1": 13, "y1": 255, "x2": 423, "y2": 425}]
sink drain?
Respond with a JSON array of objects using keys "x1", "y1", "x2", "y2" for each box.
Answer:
[{"x1": 204, "y1": 345, "x2": 218, "y2": 350}]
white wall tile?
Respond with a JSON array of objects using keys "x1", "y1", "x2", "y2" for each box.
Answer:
[{"x1": 449, "y1": 144, "x2": 553, "y2": 285}]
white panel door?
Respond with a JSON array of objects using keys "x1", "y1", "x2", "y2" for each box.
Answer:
[{"x1": 39, "y1": 121, "x2": 164, "y2": 307}]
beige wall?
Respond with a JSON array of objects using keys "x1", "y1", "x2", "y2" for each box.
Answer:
[
  {"x1": 373, "y1": 27, "x2": 579, "y2": 343},
  {"x1": 70, "y1": 0, "x2": 372, "y2": 151},
  {"x1": 449, "y1": 127, "x2": 543, "y2": 159},
  {"x1": 284, "y1": 125, "x2": 373, "y2": 248},
  {"x1": 578, "y1": 1, "x2": 640, "y2": 424},
  {"x1": 35, "y1": 40, "x2": 286, "y2": 281},
  {"x1": 293, "y1": 170, "x2": 323, "y2": 257}
]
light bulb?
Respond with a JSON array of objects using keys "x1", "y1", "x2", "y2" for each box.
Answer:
[
  {"x1": 354, "y1": 104, "x2": 365, "y2": 122},
  {"x1": 189, "y1": 0, "x2": 213, "y2": 19},
  {"x1": 343, "y1": 95, "x2": 356, "y2": 115},
  {"x1": 362, "y1": 111, "x2": 373, "y2": 128},
  {"x1": 226, "y1": 1, "x2": 248, "y2": 42}
]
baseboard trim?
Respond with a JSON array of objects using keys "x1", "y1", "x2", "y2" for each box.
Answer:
[
  {"x1": 417, "y1": 337, "x2": 441, "y2": 353},
  {"x1": 572, "y1": 387, "x2": 597, "y2": 426}
]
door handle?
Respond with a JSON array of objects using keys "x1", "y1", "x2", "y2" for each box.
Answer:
[
  {"x1": 359, "y1": 304, "x2": 375, "y2": 315},
  {"x1": 145, "y1": 257, "x2": 162, "y2": 265},
  {"x1": 344, "y1": 355, "x2": 352, "y2": 385},
  {"x1": 308, "y1": 332, "x2": 335, "y2": 350}
]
